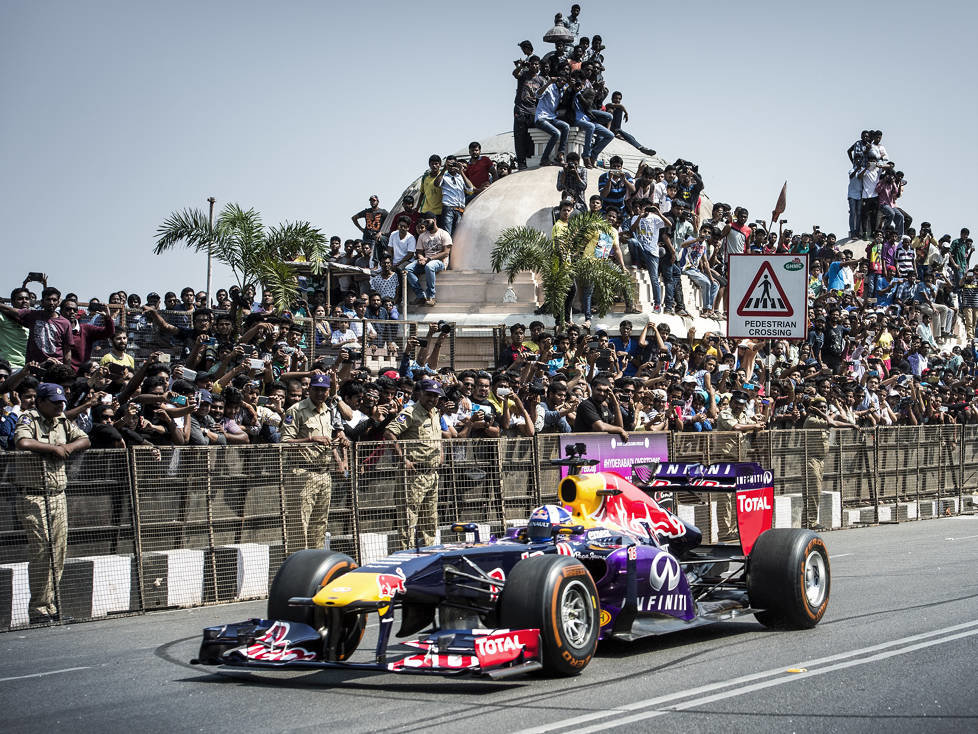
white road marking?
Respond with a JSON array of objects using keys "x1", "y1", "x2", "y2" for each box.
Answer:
[
  {"x1": 517, "y1": 619, "x2": 978, "y2": 734},
  {"x1": 944, "y1": 534, "x2": 978, "y2": 541},
  {"x1": 0, "y1": 666, "x2": 91, "y2": 683},
  {"x1": 829, "y1": 553, "x2": 852, "y2": 558}
]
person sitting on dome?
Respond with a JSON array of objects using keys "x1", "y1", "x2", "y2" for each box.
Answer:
[
  {"x1": 534, "y1": 78, "x2": 570, "y2": 166},
  {"x1": 406, "y1": 212, "x2": 452, "y2": 307}
]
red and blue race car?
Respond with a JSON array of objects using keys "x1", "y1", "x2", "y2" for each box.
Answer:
[{"x1": 193, "y1": 444, "x2": 830, "y2": 678}]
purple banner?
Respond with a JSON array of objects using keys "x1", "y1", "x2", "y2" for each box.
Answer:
[{"x1": 558, "y1": 433, "x2": 669, "y2": 479}]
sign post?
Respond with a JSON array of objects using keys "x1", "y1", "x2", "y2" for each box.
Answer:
[{"x1": 727, "y1": 255, "x2": 808, "y2": 340}]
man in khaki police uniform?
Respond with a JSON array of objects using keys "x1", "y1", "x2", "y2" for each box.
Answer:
[
  {"x1": 714, "y1": 390, "x2": 766, "y2": 542},
  {"x1": 281, "y1": 373, "x2": 344, "y2": 551},
  {"x1": 385, "y1": 379, "x2": 444, "y2": 549},
  {"x1": 14, "y1": 382, "x2": 90, "y2": 624}
]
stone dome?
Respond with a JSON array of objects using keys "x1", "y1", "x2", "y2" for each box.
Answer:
[{"x1": 384, "y1": 130, "x2": 711, "y2": 274}]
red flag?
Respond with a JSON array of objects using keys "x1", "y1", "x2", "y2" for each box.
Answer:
[{"x1": 771, "y1": 181, "x2": 787, "y2": 224}]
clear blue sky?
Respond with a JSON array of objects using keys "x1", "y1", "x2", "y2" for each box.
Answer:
[{"x1": 2, "y1": 0, "x2": 976, "y2": 300}]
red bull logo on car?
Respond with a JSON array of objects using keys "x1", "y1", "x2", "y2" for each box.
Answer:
[{"x1": 376, "y1": 569, "x2": 407, "y2": 598}]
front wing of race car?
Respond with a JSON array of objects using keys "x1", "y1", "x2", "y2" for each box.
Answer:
[{"x1": 193, "y1": 618, "x2": 543, "y2": 679}]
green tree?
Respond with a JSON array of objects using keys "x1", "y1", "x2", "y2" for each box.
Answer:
[
  {"x1": 154, "y1": 203, "x2": 328, "y2": 312},
  {"x1": 490, "y1": 211, "x2": 635, "y2": 327}
]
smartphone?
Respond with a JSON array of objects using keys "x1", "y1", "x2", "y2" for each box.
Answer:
[
  {"x1": 524, "y1": 353, "x2": 539, "y2": 362},
  {"x1": 180, "y1": 368, "x2": 197, "y2": 381},
  {"x1": 171, "y1": 395, "x2": 188, "y2": 407},
  {"x1": 26, "y1": 272, "x2": 45, "y2": 283},
  {"x1": 496, "y1": 387, "x2": 512, "y2": 397},
  {"x1": 241, "y1": 344, "x2": 256, "y2": 355},
  {"x1": 257, "y1": 396, "x2": 270, "y2": 407},
  {"x1": 586, "y1": 340, "x2": 600, "y2": 350},
  {"x1": 248, "y1": 358, "x2": 265, "y2": 370},
  {"x1": 107, "y1": 362, "x2": 125, "y2": 376},
  {"x1": 158, "y1": 353, "x2": 171, "y2": 365},
  {"x1": 204, "y1": 337, "x2": 218, "y2": 347}
]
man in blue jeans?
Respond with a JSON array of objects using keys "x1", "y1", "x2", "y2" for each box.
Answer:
[
  {"x1": 574, "y1": 86, "x2": 614, "y2": 168},
  {"x1": 534, "y1": 79, "x2": 570, "y2": 165},
  {"x1": 629, "y1": 199, "x2": 672, "y2": 313},
  {"x1": 406, "y1": 213, "x2": 452, "y2": 307}
]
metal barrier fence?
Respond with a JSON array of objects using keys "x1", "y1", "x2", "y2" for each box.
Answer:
[{"x1": 2, "y1": 426, "x2": 976, "y2": 631}]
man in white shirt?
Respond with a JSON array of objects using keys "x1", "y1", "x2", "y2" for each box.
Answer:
[{"x1": 388, "y1": 216, "x2": 417, "y2": 271}]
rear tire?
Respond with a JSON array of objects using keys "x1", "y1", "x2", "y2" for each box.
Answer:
[
  {"x1": 498, "y1": 555, "x2": 599, "y2": 676},
  {"x1": 267, "y1": 550, "x2": 366, "y2": 660},
  {"x1": 748, "y1": 529, "x2": 830, "y2": 629}
]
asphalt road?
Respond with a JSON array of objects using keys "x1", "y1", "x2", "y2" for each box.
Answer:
[{"x1": 1, "y1": 517, "x2": 977, "y2": 734}]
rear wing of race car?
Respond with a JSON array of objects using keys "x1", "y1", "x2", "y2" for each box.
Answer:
[{"x1": 630, "y1": 461, "x2": 774, "y2": 554}]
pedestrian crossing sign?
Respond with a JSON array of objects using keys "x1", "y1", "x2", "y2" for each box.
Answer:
[
  {"x1": 736, "y1": 261, "x2": 793, "y2": 316},
  {"x1": 727, "y1": 255, "x2": 808, "y2": 340}
]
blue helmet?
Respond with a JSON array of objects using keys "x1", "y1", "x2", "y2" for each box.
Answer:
[{"x1": 527, "y1": 504, "x2": 572, "y2": 541}]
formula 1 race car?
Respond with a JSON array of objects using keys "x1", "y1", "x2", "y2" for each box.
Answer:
[{"x1": 193, "y1": 444, "x2": 830, "y2": 678}]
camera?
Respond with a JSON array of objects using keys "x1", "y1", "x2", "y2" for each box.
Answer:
[{"x1": 437, "y1": 320, "x2": 452, "y2": 335}]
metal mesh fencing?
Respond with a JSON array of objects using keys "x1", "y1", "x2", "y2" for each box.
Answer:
[
  {"x1": 0, "y1": 449, "x2": 134, "y2": 631},
  {"x1": 132, "y1": 444, "x2": 287, "y2": 612},
  {"x1": 352, "y1": 438, "x2": 528, "y2": 563},
  {"x1": 2, "y1": 425, "x2": 976, "y2": 631}
]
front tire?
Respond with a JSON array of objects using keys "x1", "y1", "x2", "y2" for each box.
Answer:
[
  {"x1": 748, "y1": 529, "x2": 830, "y2": 629},
  {"x1": 498, "y1": 555, "x2": 599, "y2": 676},
  {"x1": 267, "y1": 549, "x2": 366, "y2": 660}
]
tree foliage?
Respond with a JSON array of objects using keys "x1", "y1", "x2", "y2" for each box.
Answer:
[
  {"x1": 490, "y1": 211, "x2": 635, "y2": 327},
  {"x1": 154, "y1": 203, "x2": 328, "y2": 312}
]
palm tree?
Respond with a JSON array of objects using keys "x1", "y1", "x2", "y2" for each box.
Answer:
[
  {"x1": 154, "y1": 203, "x2": 328, "y2": 312},
  {"x1": 490, "y1": 211, "x2": 635, "y2": 327}
]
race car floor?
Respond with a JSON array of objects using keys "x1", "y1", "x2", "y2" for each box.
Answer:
[{"x1": 1, "y1": 517, "x2": 977, "y2": 734}]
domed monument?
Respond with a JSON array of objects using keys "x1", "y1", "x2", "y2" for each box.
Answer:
[{"x1": 380, "y1": 15, "x2": 717, "y2": 332}]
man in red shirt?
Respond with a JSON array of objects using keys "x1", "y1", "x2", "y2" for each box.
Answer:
[
  {"x1": 61, "y1": 297, "x2": 115, "y2": 372},
  {"x1": 386, "y1": 194, "x2": 422, "y2": 237},
  {"x1": 464, "y1": 142, "x2": 496, "y2": 201}
]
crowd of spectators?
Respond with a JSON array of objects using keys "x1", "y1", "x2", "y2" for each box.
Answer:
[{"x1": 3, "y1": 7, "x2": 977, "y2": 463}]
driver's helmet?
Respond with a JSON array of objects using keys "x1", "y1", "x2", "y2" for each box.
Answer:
[{"x1": 526, "y1": 504, "x2": 572, "y2": 541}]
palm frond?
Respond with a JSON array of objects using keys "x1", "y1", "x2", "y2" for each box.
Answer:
[
  {"x1": 572, "y1": 257, "x2": 636, "y2": 318},
  {"x1": 558, "y1": 211, "x2": 613, "y2": 259},
  {"x1": 154, "y1": 208, "x2": 214, "y2": 254},
  {"x1": 265, "y1": 221, "x2": 328, "y2": 263},
  {"x1": 490, "y1": 226, "x2": 552, "y2": 281},
  {"x1": 257, "y1": 258, "x2": 301, "y2": 314}
]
